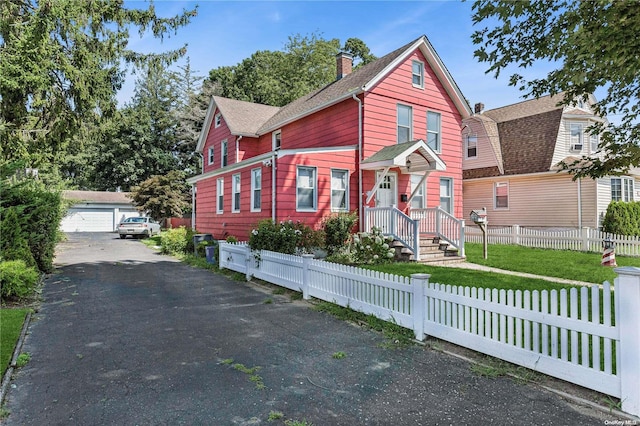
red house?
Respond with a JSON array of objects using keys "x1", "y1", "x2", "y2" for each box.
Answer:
[{"x1": 188, "y1": 36, "x2": 472, "y2": 259}]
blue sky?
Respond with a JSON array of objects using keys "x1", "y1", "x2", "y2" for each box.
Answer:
[{"x1": 119, "y1": 0, "x2": 550, "y2": 110}]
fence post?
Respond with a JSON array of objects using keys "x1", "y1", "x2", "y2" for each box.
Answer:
[
  {"x1": 582, "y1": 227, "x2": 590, "y2": 252},
  {"x1": 245, "y1": 245, "x2": 253, "y2": 281},
  {"x1": 459, "y1": 220, "x2": 465, "y2": 257},
  {"x1": 411, "y1": 273, "x2": 430, "y2": 342},
  {"x1": 302, "y1": 254, "x2": 314, "y2": 300},
  {"x1": 412, "y1": 219, "x2": 420, "y2": 262},
  {"x1": 513, "y1": 224, "x2": 520, "y2": 245},
  {"x1": 614, "y1": 267, "x2": 640, "y2": 417}
]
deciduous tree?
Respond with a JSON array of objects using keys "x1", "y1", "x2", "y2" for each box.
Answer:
[
  {"x1": 129, "y1": 170, "x2": 190, "y2": 222},
  {"x1": 471, "y1": 0, "x2": 640, "y2": 178}
]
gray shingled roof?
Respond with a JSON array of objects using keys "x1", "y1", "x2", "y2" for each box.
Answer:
[
  {"x1": 213, "y1": 96, "x2": 280, "y2": 136},
  {"x1": 482, "y1": 93, "x2": 565, "y2": 123},
  {"x1": 63, "y1": 190, "x2": 133, "y2": 204}
]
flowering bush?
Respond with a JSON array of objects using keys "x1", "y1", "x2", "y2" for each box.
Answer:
[
  {"x1": 248, "y1": 219, "x2": 324, "y2": 255},
  {"x1": 351, "y1": 227, "x2": 396, "y2": 264}
]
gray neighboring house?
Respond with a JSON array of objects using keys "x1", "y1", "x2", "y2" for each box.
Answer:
[{"x1": 61, "y1": 190, "x2": 140, "y2": 232}]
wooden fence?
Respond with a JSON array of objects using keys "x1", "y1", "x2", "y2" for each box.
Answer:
[
  {"x1": 466, "y1": 225, "x2": 640, "y2": 256},
  {"x1": 218, "y1": 242, "x2": 640, "y2": 417}
]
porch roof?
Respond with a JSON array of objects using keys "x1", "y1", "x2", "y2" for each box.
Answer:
[{"x1": 361, "y1": 140, "x2": 446, "y2": 172}]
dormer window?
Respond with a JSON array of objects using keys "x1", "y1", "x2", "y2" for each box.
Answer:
[
  {"x1": 465, "y1": 134, "x2": 478, "y2": 159},
  {"x1": 570, "y1": 123, "x2": 583, "y2": 151},
  {"x1": 412, "y1": 60, "x2": 424, "y2": 88},
  {"x1": 215, "y1": 113, "x2": 222, "y2": 128}
]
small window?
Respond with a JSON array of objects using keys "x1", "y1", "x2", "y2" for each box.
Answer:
[
  {"x1": 410, "y1": 174, "x2": 425, "y2": 209},
  {"x1": 215, "y1": 113, "x2": 222, "y2": 128},
  {"x1": 297, "y1": 166, "x2": 317, "y2": 211},
  {"x1": 208, "y1": 147, "x2": 214, "y2": 165},
  {"x1": 412, "y1": 60, "x2": 424, "y2": 88},
  {"x1": 590, "y1": 133, "x2": 599, "y2": 153},
  {"x1": 216, "y1": 178, "x2": 224, "y2": 213},
  {"x1": 397, "y1": 104, "x2": 412, "y2": 144},
  {"x1": 427, "y1": 111, "x2": 441, "y2": 152},
  {"x1": 331, "y1": 169, "x2": 348, "y2": 211},
  {"x1": 570, "y1": 123, "x2": 583, "y2": 151},
  {"x1": 221, "y1": 140, "x2": 228, "y2": 167},
  {"x1": 251, "y1": 168, "x2": 262, "y2": 211},
  {"x1": 465, "y1": 134, "x2": 478, "y2": 159},
  {"x1": 611, "y1": 177, "x2": 635, "y2": 202},
  {"x1": 440, "y1": 177, "x2": 453, "y2": 214},
  {"x1": 272, "y1": 130, "x2": 282, "y2": 151},
  {"x1": 494, "y1": 182, "x2": 509, "y2": 209},
  {"x1": 232, "y1": 174, "x2": 240, "y2": 212}
]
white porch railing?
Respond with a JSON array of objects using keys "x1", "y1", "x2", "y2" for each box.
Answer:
[
  {"x1": 217, "y1": 242, "x2": 640, "y2": 417},
  {"x1": 409, "y1": 207, "x2": 466, "y2": 257},
  {"x1": 364, "y1": 206, "x2": 466, "y2": 259}
]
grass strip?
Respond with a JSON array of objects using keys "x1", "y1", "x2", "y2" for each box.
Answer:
[{"x1": 1, "y1": 309, "x2": 28, "y2": 377}]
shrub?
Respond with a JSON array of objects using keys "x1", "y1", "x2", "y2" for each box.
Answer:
[
  {"x1": 0, "y1": 260, "x2": 40, "y2": 301},
  {"x1": 351, "y1": 227, "x2": 396, "y2": 264},
  {"x1": 159, "y1": 226, "x2": 197, "y2": 256},
  {"x1": 602, "y1": 201, "x2": 640, "y2": 236},
  {"x1": 249, "y1": 219, "x2": 324, "y2": 255},
  {"x1": 323, "y1": 212, "x2": 358, "y2": 256}
]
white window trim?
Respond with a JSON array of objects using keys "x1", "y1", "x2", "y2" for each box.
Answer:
[
  {"x1": 570, "y1": 123, "x2": 583, "y2": 151},
  {"x1": 251, "y1": 168, "x2": 262, "y2": 212},
  {"x1": 465, "y1": 134, "x2": 478, "y2": 159},
  {"x1": 494, "y1": 181, "x2": 509, "y2": 210},
  {"x1": 221, "y1": 139, "x2": 228, "y2": 167},
  {"x1": 439, "y1": 177, "x2": 453, "y2": 214},
  {"x1": 410, "y1": 174, "x2": 425, "y2": 209},
  {"x1": 590, "y1": 132, "x2": 599, "y2": 153},
  {"x1": 330, "y1": 169, "x2": 349, "y2": 212},
  {"x1": 397, "y1": 104, "x2": 412, "y2": 144},
  {"x1": 296, "y1": 166, "x2": 317, "y2": 212},
  {"x1": 611, "y1": 177, "x2": 635, "y2": 202},
  {"x1": 232, "y1": 173, "x2": 241, "y2": 213},
  {"x1": 216, "y1": 178, "x2": 224, "y2": 214},
  {"x1": 427, "y1": 111, "x2": 441, "y2": 153},
  {"x1": 272, "y1": 130, "x2": 282, "y2": 151},
  {"x1": 215, "y1": 113, "x2": 222, "y2": 128},
  {"x1": 207, "y1": 147, "x2": 215, "y2": 165},
  {"x1": 411, "y1": 60, "x2": 424, "y2": 89}
]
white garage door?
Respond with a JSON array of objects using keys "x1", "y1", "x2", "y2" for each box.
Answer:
[{"x1": 61, "y1": 208, "x2": 115, "y2": 232}]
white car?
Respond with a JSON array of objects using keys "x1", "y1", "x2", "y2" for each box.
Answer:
[{"x1": 117, "y1": 217, "x2": 161, "y2": 239}]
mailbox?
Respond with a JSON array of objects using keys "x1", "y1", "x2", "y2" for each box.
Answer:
[{"x1": 470, "y1": 208, "x2": 488, "y2": 225}]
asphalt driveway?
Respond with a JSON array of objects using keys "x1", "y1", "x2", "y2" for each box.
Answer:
[{"x1": 3, "y1": 233, "x2": 621, "y2": 425}]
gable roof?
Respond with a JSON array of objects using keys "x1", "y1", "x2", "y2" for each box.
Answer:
[
  {"x1": 361, "y1": 139, "x2": 446, "y2": 173},
  {"x1": 197, "y1": 35, "x2": 472, "y2": 152},
  {"x1": 63, "y1": 190, "x2": 132, "y2": 205}
]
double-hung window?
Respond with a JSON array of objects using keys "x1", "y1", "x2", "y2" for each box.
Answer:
[
  {"x1": 412, "y1": 60, "x2": 424, "y2": 88},
  {"x1": 466, "y1": 134, "x2": 478, "y2": 159},
  {"x1": 215, "y1": 113, "x2": 222, "y2": 128},
  {"x1": 331, "y1": 169, "x2": 348, "y2": 211},
  {"x1": 297, "y1": 166, "x2": 317, "y2": 211},
  {"x1": 494, "y1": 182, "x2": 509, "y2": 209},
  {"x1": 272, "y1": 130, "x2": 281, "y2": 150},
  {"x1": 216, "y1": 178, "x2": 224, "y2": 213},
  {"x1": 232, "y1": 174, "x2": 241, "y2": 212},
  {"x1": 251, "y1": 168, "x2": 262, "y2": 211},
  {"x1": 397, "y1": 104, "x2": 412, "y2": 144},
  {"x1": 427, "y1": 111, "x2": 441, "y2": 152},
  {"x1": 208, "y1": 147, "x2": 214, "y2": 165},
  {"x1": 221, "y1": 140, "x2": 228, "y2": 167},
  {"x1": 611, "y1": 177, "x2": 635, "y2": 202},
  {"x1": 439, "y1": 178, "x2": 453, "y2": 214},
  {"x1": 410, "y1": 175, "x2": 425, "y2": 209},
  {"x1": 590, "y1": 133, "x2": 599, "y2": 153},
  {"x1": 570, "y1": 123, "x2": 583, "y2": 151}
]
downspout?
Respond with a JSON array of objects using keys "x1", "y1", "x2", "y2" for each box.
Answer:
[
  {"x1": 352, "y1": 93, "x2": 363, "y2": 231},
  {"x1": 271, "y1": 152, "x2": 277, "y2": 222}
]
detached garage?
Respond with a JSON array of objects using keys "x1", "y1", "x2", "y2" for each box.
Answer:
[{"x1": 61, "y1": 191, "x2": 139, "y2": 233}]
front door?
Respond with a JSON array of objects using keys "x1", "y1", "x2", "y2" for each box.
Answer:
[{"x1": 376, "y1": 172, "x2": 397, "y2": 207}]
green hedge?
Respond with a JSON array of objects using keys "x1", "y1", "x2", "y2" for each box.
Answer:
[
  {"x1": 0, "y1": 177, "x2": 64, "y2": 274},
  {"x1": 602, "y1": 201, "x2": 640, "y2": 236},
  {"x1": 0, "y1": 260, "x2": 40, "y2": 300}
]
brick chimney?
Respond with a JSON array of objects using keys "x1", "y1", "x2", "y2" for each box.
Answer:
[
  {"x1": 336, "y1": 52, "x2": 353, "y2": 80},
  {"x1": 474, "y1": 102, "x2": 485, "y2": 114}
]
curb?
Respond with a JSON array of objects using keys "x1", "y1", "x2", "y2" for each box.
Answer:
[{"x1": 0, "y1": 311, "x2": 32, "y2": 408}]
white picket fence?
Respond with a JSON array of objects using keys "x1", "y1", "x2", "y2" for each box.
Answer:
[
  {"x1": 466, "y1": 225, "x2": 640, "y2": 256},
  {"x1": 218, "y1": 242, "x2": 640, "y2": 417}
]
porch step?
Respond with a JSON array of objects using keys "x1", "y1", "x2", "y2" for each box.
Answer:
[{"x1": 393, "y1": 237, "x2": 465, "y2": 265}]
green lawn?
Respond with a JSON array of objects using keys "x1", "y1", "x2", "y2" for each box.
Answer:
[
  {"x1": 465, "y1": 243, "x2": 640, "y2": 284},
  {"x1": 1, "y1": 309, "x2": 28, "y2": 377}
]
